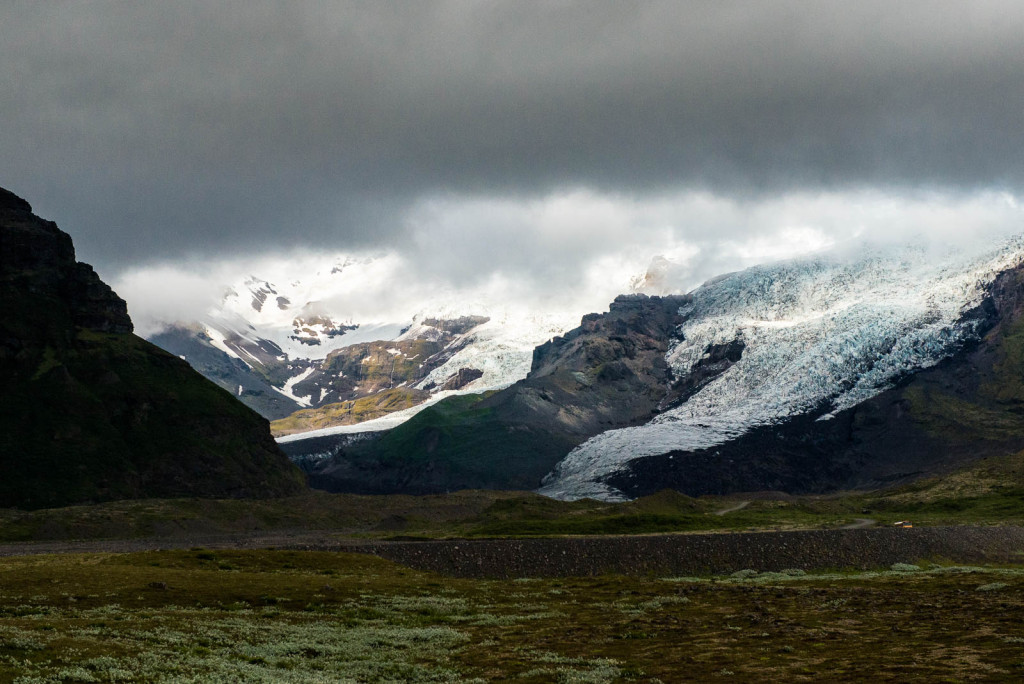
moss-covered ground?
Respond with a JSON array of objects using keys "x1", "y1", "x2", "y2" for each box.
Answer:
[
  {"x1": 4, "y1": 449, "x2": 1024, "y2": 680},
  {"x1": 1, "y1": 550, "x2": 1024, "y2": 682}
]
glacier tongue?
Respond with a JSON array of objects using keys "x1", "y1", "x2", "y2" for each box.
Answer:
[{"x1": 539, "y1": 238, "x2": 1024, "y2": 501}]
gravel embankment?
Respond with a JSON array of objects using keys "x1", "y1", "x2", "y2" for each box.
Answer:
[
  {"x1": 2, "y1": 526, "x2": 1023, "y2": 578},
  {"x1": 342, "y1": 526, "x2": 1024, "y2": 578}
]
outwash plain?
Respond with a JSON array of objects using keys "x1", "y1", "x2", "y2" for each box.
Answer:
[{"x1": 5, "y1": 458, "x2": 1024, "y2": 682}]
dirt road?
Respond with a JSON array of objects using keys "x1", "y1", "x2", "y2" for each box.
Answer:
[{"x1": 714, "y1": 500, "x2": 750, "y2": 516}]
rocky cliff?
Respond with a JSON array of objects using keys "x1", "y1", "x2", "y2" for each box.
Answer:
[{"x1": 0, "y1": 186, "x2": 306, "y2": 509}]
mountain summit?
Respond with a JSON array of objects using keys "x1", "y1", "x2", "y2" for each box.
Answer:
[{"x1": 0, "y1": 186, "x2": 305, "y2": 509}]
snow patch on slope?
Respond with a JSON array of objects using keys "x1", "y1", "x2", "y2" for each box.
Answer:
[
  {"x1": 276, "y1": 368, "x2": 315, "y2": 408},
  {"x1": 540, "y1": 238, "x2": 1024, "y2": 501},
  {"x1": 205, "y1": 326, "x2": 244, "y2": 364}
]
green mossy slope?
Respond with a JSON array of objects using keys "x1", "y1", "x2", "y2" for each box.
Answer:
[{"x1": 271, "y1": 387, "x2": 429, "y2": 436}]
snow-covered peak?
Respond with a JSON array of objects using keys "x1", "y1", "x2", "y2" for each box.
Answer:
[
  {"x1": 211, "y1": 253, "x2": 396, "y2": 360},
  {"x1": 162, "y1": 252, "x2": 590, "y2": 424}
]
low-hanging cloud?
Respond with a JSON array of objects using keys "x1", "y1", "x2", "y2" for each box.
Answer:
[
  {"x1": 3, "y1": 1, "x2": 1024, "y2": 278},
  {"x1": 116, "y1": 188, "x2": 1024, "y2": 336}
]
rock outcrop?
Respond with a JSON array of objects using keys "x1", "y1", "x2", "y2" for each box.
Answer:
[{"x1": 0, "y1": 186, "x2": 306, "y2": 509}]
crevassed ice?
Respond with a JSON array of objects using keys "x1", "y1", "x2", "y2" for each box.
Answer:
[
  {"x1": 413, "y1": 313, "x2": 579, "y2": 393},
  {"x1": 539, "y1": 238, "x2": 1024, "y2": 501}
]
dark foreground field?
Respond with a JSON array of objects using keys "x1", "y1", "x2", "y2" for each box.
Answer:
[
  {"x1": 2, "y1": 548, "x2": 1024, "y2": 682},
  {"x1": 3, "y1": 462, "x2": 1024, "y2": 681}
]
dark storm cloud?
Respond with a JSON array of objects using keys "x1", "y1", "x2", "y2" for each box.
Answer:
[{"x1": 2, "y1": 1, "x2": 1023, "y2": 271}]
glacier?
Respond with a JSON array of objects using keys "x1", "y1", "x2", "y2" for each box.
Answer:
[{"x1": 539, "y1": 238, "x2": 1024, "y2": 501}]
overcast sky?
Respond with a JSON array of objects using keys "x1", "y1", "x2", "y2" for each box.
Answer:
[{"x1": 3, "y1": 1, "x2": 1024, "y2": 322}]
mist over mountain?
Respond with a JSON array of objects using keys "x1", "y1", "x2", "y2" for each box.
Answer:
[{"x1": 137, "y1": 253, "x2": 583, "y2": 432}]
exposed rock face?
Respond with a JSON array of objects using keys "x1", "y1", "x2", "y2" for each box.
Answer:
[
  {"x1": 441, "y1": 367, "x2": 484, "y2": 391},
  {"x1": 0, "y1": 186, "x2": 32, "y2": 212},
  {"x1": 0, "y1": 191, "x2": 132, "y2": 339},
  {"x1": 0, "y1": 186, "x2": 306, "y2": 509},
  {"x1": 299, "y1": 294, "x2": 690, "y2": 494},
  {"x1": 421, "y1": 316, "x2": 490, "y2": 336},
  {"x1": 311, "y1": 339, "x2": 444, "y2": 397}
]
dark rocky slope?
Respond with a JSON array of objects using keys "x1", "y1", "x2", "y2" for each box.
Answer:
[
  {"x1": 295, "y1": 294, "x2": 690, "y2": 493},
  {"x1": 149, "y1": 324, "x2": 302, "y2": 420},
  {"x1": 0, "y1": 186, "x2": 306, "y2": 509}
]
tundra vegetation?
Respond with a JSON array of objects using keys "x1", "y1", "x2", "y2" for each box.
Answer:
[{"x1": 2, "y1": 551, "x2": 1024, "y2": 681}]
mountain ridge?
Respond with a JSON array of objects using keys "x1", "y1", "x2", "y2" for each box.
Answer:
[
  {"x1": 287, "y1": 239, "x2": 1024, "y2": 502},
  {"x1": 146, "y1": 265, "x2": 579, "y2": 430},
  {"x1": 287, "y1": 293, "x2": 692, "y2": 493}
]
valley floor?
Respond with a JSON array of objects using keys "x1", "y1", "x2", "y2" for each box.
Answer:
[
  {"x1": 2, "y1": 549, "x2": 1024, "y2": 682},
  {"x1": 3, "y1": 460, "x2": 1024, "y2": 681}
]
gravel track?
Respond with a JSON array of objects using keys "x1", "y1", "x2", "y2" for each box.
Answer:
[
  {"x1": 0, "y1": 533, "x2": 370, "y2": 558},
  {"x1": 3, "y1": 526, "x2": 1022, "y2": 578},
  {"x1": 714, "y1": 500, "x2": 751, "y2": 516}
]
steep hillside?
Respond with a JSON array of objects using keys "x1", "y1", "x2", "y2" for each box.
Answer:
[
  {"x1": 291, "y1": 294, "x2": 689, "y2": 493},
  {"x1": 149, "y1": 324, "x2": 302, "y2": 419},
  {"x1": 0, "y1": 186, "x2": 306, "y2": 509}
]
